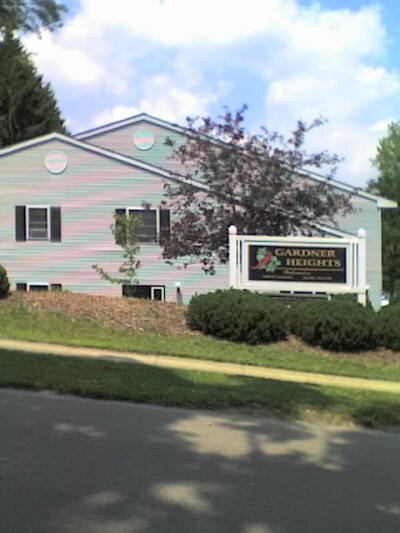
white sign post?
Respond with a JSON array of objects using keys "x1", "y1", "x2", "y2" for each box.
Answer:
[{"x1": 229, "y1": 225, "x2": 368, "y2": 305}]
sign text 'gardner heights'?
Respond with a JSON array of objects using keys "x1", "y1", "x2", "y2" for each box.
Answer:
[{"x1": 248, "y1": 245, "x2": 347, "y2": 284}]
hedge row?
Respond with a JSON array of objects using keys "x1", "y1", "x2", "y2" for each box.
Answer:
[{"x1": 186, "y1": 289, "x2": 400, "y2": 352}]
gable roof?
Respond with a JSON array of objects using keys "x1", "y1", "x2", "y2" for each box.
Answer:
[
  {"x1": 75, "y1": 112, "x2": 187, "y2": 140},
  {"x1": 294, "y1": 168, "x2": 397, "y2": 209},
  {"x1": 0, "y1": 131, "x2": 209, "y2": 191},
  {"x1": 74, "y1": 113, "x2": 397, "y2": 209},
  {"x1": 2, "y1": 123, "x2": 397, "y2": 210}
]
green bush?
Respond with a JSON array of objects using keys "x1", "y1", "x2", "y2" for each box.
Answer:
[
  {"x1": 186, "y1": 289, "x2": 289, "y2": 344},
  {"x1": 0, "y1": 264, "x2": 10, "y2": 299},
  {"x1": 376, "y1": 304, "x2": 400, "y2": 351},
  {"x1": 289, "y1": 296, "x2": 378, "y2": 352}
]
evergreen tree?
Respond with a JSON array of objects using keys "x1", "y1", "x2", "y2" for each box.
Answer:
[
  {"x1": 0, "y1": 0, "x2": 66, "y2": 34},
  {"x1": 0, "y1": 31, "x2": 66, "y2": 147}
]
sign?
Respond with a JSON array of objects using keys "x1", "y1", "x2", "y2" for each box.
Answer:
[
  {"x1": 248, "y1": 244, "x2": 347, "y2": 283},
  {"x1": 228, "y1": 226, "x2": 368, "y2": 305}
]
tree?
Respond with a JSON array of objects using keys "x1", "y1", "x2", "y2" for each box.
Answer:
[
  {"x1": 368, "y1": 121, "x2": 400, "y2": 297},
  {"x1": 0, "y1": 32, "x2": 66, "y2": 147},
  {"x1": 0, "y1": 0, "x2": 66, "y2": 34},
  {"x1": 92, "y1": 213, "x2": 142, "y2": 287},
  {"x1": 162, "y1": 106, "x2": 353, "y2": 263}
]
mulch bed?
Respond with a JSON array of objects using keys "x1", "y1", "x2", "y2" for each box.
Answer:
[{"x1": 9, "y1": 291, "x2": 197, "y2": 336}]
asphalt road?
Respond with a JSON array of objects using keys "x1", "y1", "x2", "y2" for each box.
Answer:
[{"x1": 1, "y1": 388, "x2": 400, "y2": 533}]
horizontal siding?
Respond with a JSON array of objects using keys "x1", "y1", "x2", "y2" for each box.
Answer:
[
  {"x1": 1, "y1": 137, "x2": 386, "y2": 307},
  {"x1": 81, "y1": 120, "x2": 186, "y2": 174},
  {"x1": 0, "y1": 139, "x2": 230, "y2": 303},
  {"x1": 335, "y1": 196, "x2": 382, "y2": 309}
]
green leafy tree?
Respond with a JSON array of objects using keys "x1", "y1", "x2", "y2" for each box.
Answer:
[
  {"x1": 162, "y1": 106, "x2": 353, "y2": 263},
  {"x1": 0, "y1": 0, "x2": 66, "y2": 34},
  {"x1": 92, "y1": 213, "x2": 142, "y2": 286},
  {"x1": 0, "y1": 32, "x2": 66, "y2": 147},
  {"x1": 368, "y1": 122, "x2": 400, "y2": 297}
]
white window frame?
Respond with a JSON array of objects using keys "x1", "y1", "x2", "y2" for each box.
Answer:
[
  {"x1": 16, "y1": 282, "x2": 62, "y2": 292},
  {"x1": 28, "y1": 283, "x2": 49, "y2": 291},
  {"x1": 151, "y1": 286, "x2": 165, "y2": 300},
  {"x1": 127, "y1": 207, "x2": 160, "y2": 243},
  {"x1": 26, "y1": 205, "x2": 50, "y2": 240}
]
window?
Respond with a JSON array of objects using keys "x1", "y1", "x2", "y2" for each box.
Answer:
[
  {"x1": 122, "y1": 284, "x2": 165, "y2": 301},
  {"x1": 29, "y1": 284, "x2": 49, "y2": 292},
  {"x1": 115, "y1": 208, "x2": 170, "y2": 244},
  {"x1": 29, "y1": 207, "x2": 48, "y2": 239},
  {"x1": 15, "y1": 206, "x2": 61, "y2": 242},
  {"x1": 16, "y1": 283, "x2": 62, "y2": 292}
]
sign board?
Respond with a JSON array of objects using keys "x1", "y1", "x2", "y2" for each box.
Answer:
[
  {"x1": 248, "y1": 244, "x2": 347, "y2": 283},
  {"x1": 229, "y1": 226, "x2": 368, "y2": 305}
]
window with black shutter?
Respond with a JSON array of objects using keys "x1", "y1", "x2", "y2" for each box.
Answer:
[
  {"x1": 15, "y1": 205, "x2": 61, "y2": 242},
  {"x1": 115, "y1": 207, "x2": 170, "y2": 244}
]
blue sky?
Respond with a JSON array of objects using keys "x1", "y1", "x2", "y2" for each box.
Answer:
[{"x1": 22, "y1": 0, "x2": 400, "y2": 187}]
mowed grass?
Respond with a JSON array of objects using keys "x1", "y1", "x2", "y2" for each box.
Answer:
[
  {"x1": 1, "y1": 348, "x2": 399, "y2": 430},
  {"x1": 1, "y1": 292, "x2": 400, "y2": 430},
  {"x1": 0, "y1": 292, "x2": 399, "y2": 382}
]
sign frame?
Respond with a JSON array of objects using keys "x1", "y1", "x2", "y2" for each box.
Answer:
[{"x1": 229, "y1": 226, "x2": 368, "y2": 305}]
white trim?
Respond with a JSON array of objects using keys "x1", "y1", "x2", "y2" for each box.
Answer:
[
  {"x1": 76, "y1": 113, "x2": 397, "y2": 209},
  {"x1": 311, "y1": 223, "x2": 358, "y2": 238},
  {"x1": 28, "y1": 283, "x2": 50, "y2": 291},
  {"x1": 75, "y1": 113, "x2": 186, "y2": 140},
  {"x1": 229, "y1": 227, "x2": 369, "y2": 305},
  {"x1": 26, "y1": 205, "x2": 50, "y2": 240},
  {"x1": 151, "y1": 286, "x2": 165, "y2": 301},
  {"x1": 295, "y1": 168, "x2": 397, "y2": 208},
  {"x1": 1, "y1": 126, "x2": 396, "y2": 208},
  {"x1": 0, "y1": 132, "x2": 210, "y2": 193}
]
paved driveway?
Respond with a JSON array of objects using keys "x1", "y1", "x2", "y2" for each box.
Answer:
[{"x1": 1, "y1": 388, "x2": 400, "y2": 533}]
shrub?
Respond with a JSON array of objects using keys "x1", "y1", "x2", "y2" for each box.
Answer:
[
  {"x1": 289, "y1": 296, "x2": 378, "y2": 352},
  {"x1": 376, "y1": 304, "x2": 400, "y2": 351},
  {"x1": 0, "y1": 264, "x2": 10, "y2": 299},
  {"x1": 186, "y1": 289, "x2": 289, "y2": 344}
]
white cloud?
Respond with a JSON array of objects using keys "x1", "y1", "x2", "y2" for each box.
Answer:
[
  {"x1": 91, "y1": 105, "x2": 140, "y2": 127},
  {"x1": 91, "y1": 75, "x2": 221, "y2": 127},
  {"x1": 23, "y1": 31, "x2": 107, "y2": 87},
  {"x1": 19, "y1": 0, "x2": 400, "y2": 186},
  {"x1": 78, "y1": 0, "x2": 299, "y2": 45}
]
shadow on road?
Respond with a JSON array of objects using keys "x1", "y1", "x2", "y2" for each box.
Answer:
[{"x1": 1, "y1": 366, "x2": 400, "y2": 533}]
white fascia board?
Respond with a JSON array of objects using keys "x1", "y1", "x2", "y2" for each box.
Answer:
[
  {"x1": 0, "y1": 131, "x2": 209, "y2": 192},
  {"x1": 296, "y1": 168, "x2": 398, "y2": 208},
  {"x1": 76, "y1": 115, "x2": 398, "y2": 209},
  {"x1": 75, "y1": 113, "x2": 187, "y2": 139},
  {"x1": 312, "y1": 223, "x2": 357, "y2": 238}
]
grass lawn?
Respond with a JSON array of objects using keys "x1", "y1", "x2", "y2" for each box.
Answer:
[
  {"x1": 0, "y1": 292, "x2": 399, "y2": 381},
  {"x1": 1, "y1": 348, "x2": 399, "y2": 431},
  {"x1": 0, "y1": 292, "x2": 399, "y2": 431}
]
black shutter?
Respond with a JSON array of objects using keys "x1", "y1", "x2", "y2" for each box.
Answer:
[
  {"x1": 115, "y1": 208, "x2": 126, "y2": 245},
  {"x1": 159, "y1": 209, "x2": 170, "y2": 245},
  {"x1": 15, "y1": 206, "x2": 26, "y2": 241},
  {"x1": 50, "y1": 207, "x2": 61, "y2": 242}
]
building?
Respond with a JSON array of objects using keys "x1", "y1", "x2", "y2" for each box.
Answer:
[{"x1": 0, "y1": 113, "x2": 396, "y2": 307}]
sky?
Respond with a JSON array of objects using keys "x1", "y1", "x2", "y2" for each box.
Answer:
[{"x1": 21, "y1": 0, "x2": 400, "y2": 187}]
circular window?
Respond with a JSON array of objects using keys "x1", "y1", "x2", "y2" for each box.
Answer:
[
  {"x1": 133, "y1": 130, "x2": 155, "y2": 151},
  {"x1": 44, "y1": 151, "x2": 68, "y2": 174}
]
